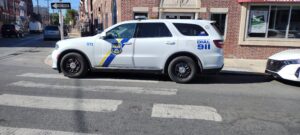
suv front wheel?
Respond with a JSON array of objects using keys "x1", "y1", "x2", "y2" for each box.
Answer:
[
  {"x1": 168, "y1": 56, "x2": 197, "y2": 83},
  {"x1": 60, "y1": 52, "x2": 88, "y2": 78}
]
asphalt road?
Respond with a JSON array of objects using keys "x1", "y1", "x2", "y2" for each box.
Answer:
[{"x1": 0, "y1": 34, "x2": 299, "y2": 135}]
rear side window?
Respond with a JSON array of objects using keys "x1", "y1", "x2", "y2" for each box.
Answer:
[
  {"x1": 210, "y1": 23, "x2": 223, "y2": 36},
  {"x1": 173, "y1": 23, "x2": 208, "y2": 36},
  {"x1": 45, "y1": 26, "x2": 59, "y2": 30},
  {"x1": 135, "y1": 23, "x2": 172, "y2": 38}
]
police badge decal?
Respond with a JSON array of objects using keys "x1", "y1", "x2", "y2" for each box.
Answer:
[{"x1": 111, "y1": 43, "x2": 122, "y2": 55}]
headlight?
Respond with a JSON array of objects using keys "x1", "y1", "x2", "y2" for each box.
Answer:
[
  {"x1": 55, "y1": 44, "x2": 59, "y2": 50},
  {"x1": 284, "y1": 59, "x2": 300, "y2": 65}
]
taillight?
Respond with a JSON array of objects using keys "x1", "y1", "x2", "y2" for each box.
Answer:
[{"x1": 213, "y1": 40, "x2": 224, "y2": 48}]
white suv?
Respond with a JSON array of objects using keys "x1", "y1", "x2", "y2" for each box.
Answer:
[{"x1": 52, "y1": 19, "x2": 224, "y2": 83}]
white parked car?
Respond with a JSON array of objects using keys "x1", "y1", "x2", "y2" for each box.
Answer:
[
  {"x1": 51, "y1": 19, "x2": 224, "y2": 83},
  {"x1": 44, "y1": 26, "x2": 60, "y2": 41},
  {"x1": 29, "y1": 21, "x2": 43, "y2": 33},
  {"x1": 266, "y1": 49, "x2": 300, "y2": 82}
]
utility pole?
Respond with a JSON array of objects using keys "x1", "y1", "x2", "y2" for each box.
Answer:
[
  {"x1": 13, "y1": 0, "x2": 15, "y2": 23},
  {"x1": 45, "y1": 0, "x2": 50, "y2": 25},
  {"x1": 59, "y1": 0, "x2": 64, "y2": 40},
  {"x1": 36, "y1": 0, "x2": 39, "y2": 14}
]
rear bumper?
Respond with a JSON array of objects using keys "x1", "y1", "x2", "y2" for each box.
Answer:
[
  {"x1": 30, "y1": 30, "x2": 42, "y2": 33},
  {"x1": 202, "y1": 64, "x2": 224, "y2": 74},
  {"x1": 44, "y1": 35, "x2": 60, "y2": 39},
  {"x1": 1, "y1": 31, "x2": 17, "y2": 35}
]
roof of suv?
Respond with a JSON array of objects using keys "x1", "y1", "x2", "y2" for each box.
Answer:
[{"x1": 122, "y1": 19, "x2": 214, "y2": 24}]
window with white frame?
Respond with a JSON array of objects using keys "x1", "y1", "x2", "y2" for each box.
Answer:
[
  {"x1": 247, "y1": 5, "x2": 300, "y2": 39},
  {"x1": 211, "y1": 13, "x2": 227, "y2": 36}
]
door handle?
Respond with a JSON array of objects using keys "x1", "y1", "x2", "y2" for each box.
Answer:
[
  {"x1": 124, "y1": 42, "x2": 133, "y2": 45},
  {"x1": 165, "y1": 41, "x2": 176, "y2": 45}
]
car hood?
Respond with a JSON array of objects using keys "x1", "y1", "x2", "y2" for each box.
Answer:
[
  {"x1": 269, "y1": 49, "x2": 300, "y2": 60},
  {"x1": 57, "y1": 36, "x2": 95, "y2": 46}
]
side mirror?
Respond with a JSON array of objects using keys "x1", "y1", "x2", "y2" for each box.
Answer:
[{"x1": 103, "y1": 33, "x2": 115, "y2": 40}]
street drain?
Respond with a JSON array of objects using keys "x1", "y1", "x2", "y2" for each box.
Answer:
[
  {"x1": 9, "y1": 53, "x2": 22, "y2": 56},
  {"x1": 21, "y1": 50, "x2": 40, "y2": 53}
]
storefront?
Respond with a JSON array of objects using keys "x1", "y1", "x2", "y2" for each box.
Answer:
[
  {"x1": 198, "y1": 0, "x2": 300, "y2": 59},
  {"x1": 235, "y1": 0, "x2": 300, "y2": 58},
  {"x1": 238, "y1": 0, "x2": 300, "y2": 43}
]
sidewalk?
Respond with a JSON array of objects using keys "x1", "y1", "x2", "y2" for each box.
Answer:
[
  {"x1": 67, "y1": 29, "x2": 81, "y2": 39},
  {"x1": 223, "y1": 59, "x2": 267, "y2": 74}
]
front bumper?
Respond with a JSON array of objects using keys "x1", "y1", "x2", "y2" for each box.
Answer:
[
  {"x1": 266, "y1": 64, "x2": 300, "y2": 82},
  {"x1": 51, "y1": 50, "x2": 59, "y2": 70}
]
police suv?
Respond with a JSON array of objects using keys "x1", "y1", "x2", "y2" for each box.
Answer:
[{"x1": 52, "y1": 19, "x2": 224, "y2": 83}]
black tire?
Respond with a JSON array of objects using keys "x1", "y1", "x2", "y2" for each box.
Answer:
[
  {"x1": 15, "y1": 33, "x2": 19, "y2": 38},
  {"x1": 168, "y1": 56, "x2": 198, "y2": 83},
  {"x1": 60, "y1": 52, "x2": 88, "y2": 78}
]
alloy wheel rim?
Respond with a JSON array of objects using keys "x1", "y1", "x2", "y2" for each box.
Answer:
[
  {"x1": 174, "y1": 62, "x2": 191, "y2": 79},
  {"x1": 64, "y1": 57, "x2": 81, "y2": 74}
]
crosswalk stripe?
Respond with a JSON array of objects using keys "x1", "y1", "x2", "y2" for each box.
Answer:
[
  {"x1": 9, "y1": 81, "x2": 177, "y2": 95},
  {"x1": 0, "y1": 126, "x2": 99, "y2": 135},
  {"x1": 151, "y1": 104, "x2": 223, "y2": 122},
  {"x1": 17, "y1": 73, "x2": 159, "y2": 83},
  {"x1": 0, "y1": 94, "x2": 122, "y2": 112}
]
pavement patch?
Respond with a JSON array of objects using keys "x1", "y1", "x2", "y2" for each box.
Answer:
[
  {"x1": 9, "y1": 81, "x2": 177, "y2": 95},
  {"x1": 17, "y1": 73, "x2": 159, "y2": 83},
  {"x1": 0, "y1": 94, "x2": 122, "y2": 112},
  {"x1": 151, "y1": 104, "x2": 222, "y2": 122},
  {"x1": 0, "y1": 126, "x2": 99, "y2": 135}
]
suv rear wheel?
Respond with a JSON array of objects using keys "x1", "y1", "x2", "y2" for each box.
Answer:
[
  {"x1": 60, "y1": 52, "x2": 88, "y2": 78},
  {"x1": 168, "y1": 56, "x2": 197, "y2": 83}
]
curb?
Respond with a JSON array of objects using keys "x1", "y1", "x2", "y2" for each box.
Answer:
[{"x1": 221, "y1": 67, "x2": 267, "y2": 76}]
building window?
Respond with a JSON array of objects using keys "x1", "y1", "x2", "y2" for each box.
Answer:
[
  {"x1": 247, "y1": 5, "x2": 300, "y2": 39},
  {"x1": 210, "y1": 13, "x2": 227, "y2": 36},
  {"x1": 133, "y1": 12, "x2": 148, "y2": 20}
]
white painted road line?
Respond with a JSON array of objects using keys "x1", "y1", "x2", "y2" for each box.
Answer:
[
  {"x1": 151, "y1": 104, "x2": 223, "y2": 122},
  {"x1": 17, "y1": 73, "x2": 159, "y2": 83},
  {"x1": 9, "y1": 81, "x2": 177, "y2": 95},
  {"x1": 0, "y1": 126, "x2": 99, "y2": 135},
  {"x1": 0, "y1": 94, "x2": 122, "y2": 112}
]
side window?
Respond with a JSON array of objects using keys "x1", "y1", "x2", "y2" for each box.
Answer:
[
  {"x1": 106, "y1": 23, "x2": 136, "y2": 39},
  {"x1": 135, "y1": 23, "x2": 172, "y2": 38},
  {"x1": 173, "y1": 23, "x2": 208, "y2": 36}
]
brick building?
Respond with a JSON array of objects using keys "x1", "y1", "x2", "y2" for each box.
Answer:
[
  {"x1": 0, "y1": 0, "x2": 33, "y2": 30},
  {"x1": 87, "y1": 0, "x2": 300, "y2": 59},
  {"x1": 80, "y1": 0, "x2": 94, "y2": 35}
]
